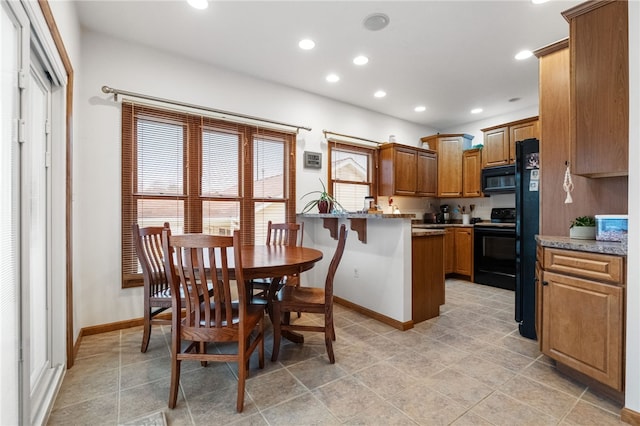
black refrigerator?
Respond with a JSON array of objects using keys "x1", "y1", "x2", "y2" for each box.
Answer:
[{"x1": 515, "y1": 138, "x2": 539, "y2": 340}]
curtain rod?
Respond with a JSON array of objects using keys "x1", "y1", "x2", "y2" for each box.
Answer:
[
  {"x1": 101, "y1": 85, "x2": 312, "y2": 132},
  {"x1": 322, "y1": 129, "x2": 382, "y2": 145}
]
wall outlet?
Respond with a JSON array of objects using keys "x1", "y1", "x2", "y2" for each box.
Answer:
[{"x1": 353, "y1": 268, "x2": 359, "y2": 278}]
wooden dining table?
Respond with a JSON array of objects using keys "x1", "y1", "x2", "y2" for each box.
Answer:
[{"x1": 238, "y1": 245, "x2": 323, "y2": 343}]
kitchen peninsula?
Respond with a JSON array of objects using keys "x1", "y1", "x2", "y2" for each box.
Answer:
[{"x1": 298, "y1": 213, "x2": 445, "y2": 329}]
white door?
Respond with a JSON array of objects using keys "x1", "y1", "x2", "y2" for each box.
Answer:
[
  {"x1": 0, "y1": 2, "x2": 29, "y2": 424},
  {"x1": 1, "y1": 2, "x2": 65, "y2": 424},
  {"x1": 25, "y1": 49, "x2": 54, "y2": 419}
]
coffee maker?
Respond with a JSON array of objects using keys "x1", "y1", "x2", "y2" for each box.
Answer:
[{"x1": 437, "y1": 204, "x2": 451, "y2": 224}]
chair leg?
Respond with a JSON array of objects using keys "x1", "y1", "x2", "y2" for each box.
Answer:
[
  {"x1": 258, "y1": 321, "x2": 265, "y2": 369},
  {"x1": 168, "y1": 356, "x2": 181, "y2": 408},
  {"x1": 271, "y1": 304, "x2": 282, "y2": 362},
  {"x1": 237, "y1": 337, "x2": 247, "y2": 412},
  {"x1": 325, "y1": 314, "x2": 335, "y2": 364},
  {"x1": 200, "y1": 341, "x2": 207, "y2": 367},
  {"x1": 141, "y1": 310, "x2": 151, "y2": 353}
]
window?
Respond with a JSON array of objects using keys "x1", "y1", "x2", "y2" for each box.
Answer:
[
  {"x1": 121, "y1": 103, "x2": 296, "y2": 287},
  {"x1": 328, "y1": 142, "x2": 377, "y2": 212}
]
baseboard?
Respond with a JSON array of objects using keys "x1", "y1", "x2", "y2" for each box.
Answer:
[
  {"x1": 333, "y1": 296, "x2": 413, "y2": 331},
  {"x1": 71, "y1": 311, "x2": 174, "y2": 365},
  {"x1": 622, "y1": 407, "x2": 640, "y2": 425}
]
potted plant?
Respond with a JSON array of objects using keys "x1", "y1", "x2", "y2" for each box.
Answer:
[
  {"x1": 301, "y1": 179, "x2": 344, "y2": 213},
  {"x1": 569, "y1": 216, "x2": 596, "y2": 240}
]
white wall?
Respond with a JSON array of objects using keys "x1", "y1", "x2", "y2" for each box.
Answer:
[{"x1": 74, "y1": 30, "x2": 436, "y2": 330}]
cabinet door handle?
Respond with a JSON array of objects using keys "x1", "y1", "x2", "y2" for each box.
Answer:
[{"x1": 542, "y1": 280, "x2": 548, "y2": 286}]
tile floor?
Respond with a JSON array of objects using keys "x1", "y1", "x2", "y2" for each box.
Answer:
[{"x1": 48, "y1": 279, "x2": 626, "y2": 425}]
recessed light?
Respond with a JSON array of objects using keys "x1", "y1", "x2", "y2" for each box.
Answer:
[
  {"x1": 299, "y1": 39, "x2": 315, "y2": 50},
  {"x1": 515, "y1": 50, "x2": 533, "y2": 60},
  {"x1": 471, "y1": 108, "x2": 483, "y2": 114},
  {"x1": 187, "y1": 0, "x2": 208, "y2": 10},
  {"x1": 531, "y1": 0, "x2": 549, "y2": 4},
  {"x1": 326, "y1": 73, "x2": 340, "y2": 83},
  {"x1": 414, "y1": 106, "x2": 426, "y2": 112},
  {"x1": 363, "y1": 13, "x2": 390, "y2": 31},
  {"x1": 374, "y1": 90, "x2": 387, "y2": 98},
  {"x1": 353, "y1": 55, "x2": 369, "y2": 66}
]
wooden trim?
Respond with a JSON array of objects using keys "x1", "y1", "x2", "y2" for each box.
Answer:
[
  {"x1": 534, "y1": 38, "x2": 569, "y2": 58},
  {"x1": 38, "y1": 0, "x2": 76, "y2": 369},
  {"x1": 481, "y1": 116, "x2": 539, "y2": 133},
  {"x1": 333, "y1": 296, "x2": 413, "y2": 330},
  {"x1": 561, "y1": 0, "x2": 617, "y2": 22},
  {"x1": 621, "y1": 407, "x2": 640, "y2": 425}
]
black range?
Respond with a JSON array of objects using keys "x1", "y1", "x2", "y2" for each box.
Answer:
[{"x1": 473, "y1": 208, "x2": 516, "y2": 291}]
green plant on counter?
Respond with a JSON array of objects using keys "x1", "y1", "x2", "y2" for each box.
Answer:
[
  {"x1": 300, "y1": 178, "x2": 345, "y2": 213},
  {"x1": 570, "y1": 216, "x2": 596, "y2": 228}
]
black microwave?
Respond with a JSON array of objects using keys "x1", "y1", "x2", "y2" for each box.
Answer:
[{"x1": 481, "y1": 165, "x2": 516, "y2": 194}]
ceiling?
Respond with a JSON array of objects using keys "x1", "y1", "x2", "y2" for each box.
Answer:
[{"x1": 75, "y1": 0, "x2": 582, "y2": 130}]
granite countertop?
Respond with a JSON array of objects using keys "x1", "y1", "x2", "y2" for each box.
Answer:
[
  {"x1": 299, "y1": 213, "x2": 416, "y2": 219},
  {"x1": 412, "y1": 229, "x2": 447, "y2": 236},
  {"x1": 412, "y1": 223, "x2": 475, "y2": 229},
  {"x1": 536, "y1": 235, "x2": 627, "y2": 256}
]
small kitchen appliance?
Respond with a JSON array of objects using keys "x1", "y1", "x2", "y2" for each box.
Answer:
[{"x1": 439, "y1": 205, "x2": 450, "y2": 224}]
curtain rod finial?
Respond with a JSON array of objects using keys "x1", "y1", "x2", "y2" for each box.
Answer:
[{"x1": 101, "y1": 86, "x2": 112, "y2": 94}]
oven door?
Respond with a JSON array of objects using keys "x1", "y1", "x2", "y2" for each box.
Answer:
[{"x1": 473, "y1": 226, "x2": 516, "y2": 290}]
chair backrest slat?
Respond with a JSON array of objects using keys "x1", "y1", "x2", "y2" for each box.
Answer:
[
  {"x1": 163, "y1": 230, "x2": 247, "y2": 332},
  {"x1": 133, "y1": 222, "x2": 172, "y2": 296},
  {"x1": 266, "y1": 221, "x2": 304, "y2": 247}
]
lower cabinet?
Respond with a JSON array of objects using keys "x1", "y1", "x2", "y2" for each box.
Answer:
[
  {"x1": 412, "y1": 233, "x2": 445, "y2": 323},
  {"x1": 538, "y1": 246, "x2": 625, "y2": 391},
  {"x1": 444, "y1": 227, "x2": 473, "y2": 279}
]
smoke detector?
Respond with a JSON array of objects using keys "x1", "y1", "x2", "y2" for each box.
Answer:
[{"x1": 363, "y1": 13, "x2": 390, "y2": 31}]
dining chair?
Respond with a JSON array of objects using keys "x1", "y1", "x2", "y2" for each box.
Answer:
[
  {"x1": 132, "y1": 222, "x2": 174, "y2": 353},
  {"x1": 162, "y1": 227, "x2": 265, "y2": 413},
  {"x1": 271, "y1": 224, "x2": 347, "y2": 364},
  {"x1": 250, "y1": 221, "x2": 304, "y2": 300}
]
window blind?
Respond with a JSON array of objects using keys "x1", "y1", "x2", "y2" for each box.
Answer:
[
  {"x1": 328, "y1": 141, "x2": 378, "y2": 213},
  {"x1": 121, "y1": 103, "x2": 296, "y2": 288}
]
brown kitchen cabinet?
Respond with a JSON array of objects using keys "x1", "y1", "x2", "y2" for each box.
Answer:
[
  {"x1": 534, "y1": 38, "x2": 627, "y2": 237},
  {"x1": 378, "y1": 143, "x2": 437, "y2": 197},
  {"x1": 416, "y1": 149, "x2": 437, "y2": 197},
  {"x1": 462, "y1": 148, "x2": 482, "y2": 197},
  {"x1": 481, "y1": 117, "x2": 539, "y2": 168},
  {"x1": 562, "y1": 0, "x2": 628, "y2": 178},
  {"x1": 421, "y1": 134, "x2": 473, "y2": 198},
  {"x1": 444, "y1": 227, "x2": 473, "y2": 279},
  {"x1": 412, "y1": 233, "x2": 445, "y2": 323},
  {"x1": 538, "y1": 246, "x2": 625, "y2": 392}
]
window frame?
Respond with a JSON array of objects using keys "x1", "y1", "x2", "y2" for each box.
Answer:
[
  {"x1": 327, "y1": 141, "x2": 378, "y2": 212},
  {"x1": 121, "y1": 103, "x2": 296, "y2": 288}
]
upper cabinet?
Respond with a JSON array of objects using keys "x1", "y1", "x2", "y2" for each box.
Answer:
[
  {"x1": 421, "y1": 134, "x2": 473, "y2": 198},
  {"x1": 378, "y1": 143, "x2": 437, "y2": 197},
  {"x1": 462, "y1": 148, "x2": 482, "y2": 197},
  {"x1": 481, "y1": 117, "x2": 539, "y2": 168},
  {"x1": 562, "y1": 0, "x2": 628, "y2": 177},
  {"x1": 416, "y1": 149, "x2": 438, "y2": 197}
]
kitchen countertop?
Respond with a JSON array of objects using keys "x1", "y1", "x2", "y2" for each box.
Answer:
[
  {"x1": 412, "y1": 223, "x2": 475, "y2": 229},
  {"x1": 412, "y1": 228, "x2": 447, "y2": 237},
  {"x1": 300, "y1": 213, "x2": 416, "y2": 219},
  {"x1": 536, "y1": 235, "x2": 627, "y2": 256}
]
